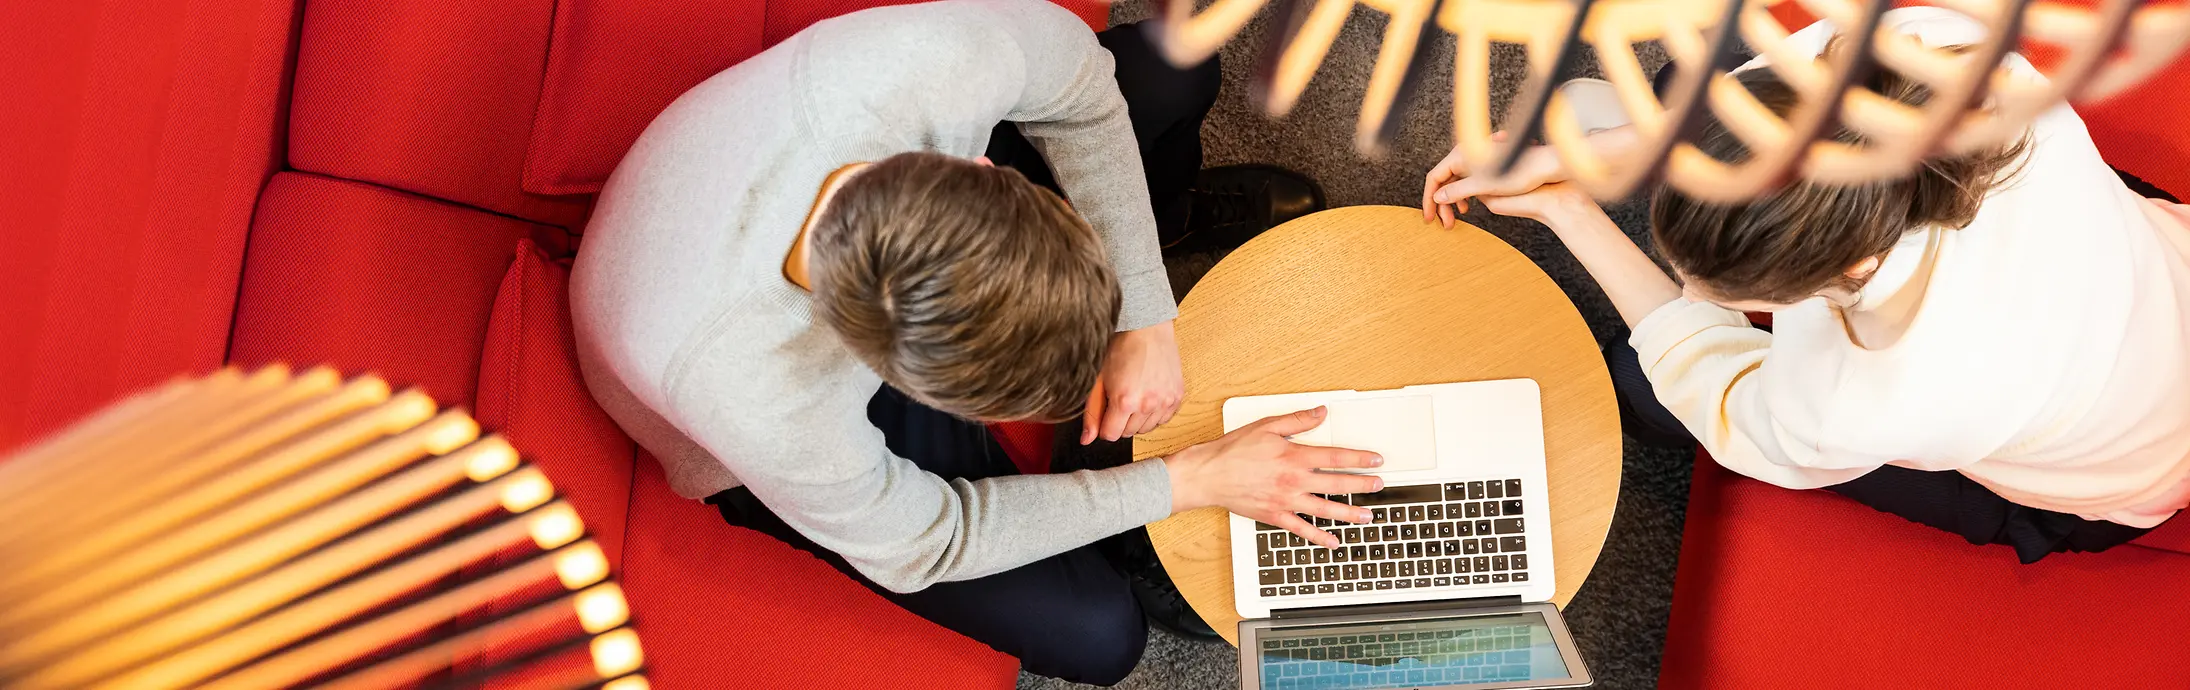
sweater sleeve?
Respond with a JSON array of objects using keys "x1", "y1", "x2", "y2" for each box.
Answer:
[
  {"x1": 667, "y1": 340, "x2": 1177, "y2": 594},
  {"x1": 1630, "y1": 300, "x2": 1875, "y2": 489},
  {"x1": 984, "y1": 0, "x2": 1178, "y2": 331}
]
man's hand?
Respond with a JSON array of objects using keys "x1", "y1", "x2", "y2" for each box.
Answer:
[
  {"x1": 1082, "y1": 320, "x2": 1185, "y2": 444},
  {"x1": 1164, "y1": 407, "x2": 1385, "y2": 549}
]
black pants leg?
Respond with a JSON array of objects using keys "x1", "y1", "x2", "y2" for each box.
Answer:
[
  {"x1": 706, "y1": 388, "x2": 1144, "y2": 685},
  {"x1": 1607, "y1": 343, "x2": 2159, "y2": 562},
  {"x1": 981, "y1": 21, "x2": 1222, "y2": 237},
  {"x1": 1605, "y1": 340, "x2": 1696, "y2": 449},
  {"x1": 1822, "y1": 465, "x2": 2158, "y2": 564}
]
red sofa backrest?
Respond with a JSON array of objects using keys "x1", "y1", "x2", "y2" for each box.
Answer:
[{"x1": 0, "y1": 0, "x2": 299, "y2": 453}]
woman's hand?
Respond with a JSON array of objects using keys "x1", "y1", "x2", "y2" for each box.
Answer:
[
  {"x1": 1082, "y1": 320, "x2": 1185, "y2": 444},
  {"x1": 1472, "y1": 181, "x2": 1601, "y2": 227},
  {"x1": 1422, "y1": 134, "x2": 1570, "y2": 228},
  {"x1": 1421, "y1": 127, "x2": 1639, "y2": 228},
  {"x1": 1165, "y1": 407, "x2": 1385, "y2": 549}
]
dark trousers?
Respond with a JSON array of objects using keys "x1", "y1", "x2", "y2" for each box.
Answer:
[
  {"x1": 703, "y1": 24, "x2": 1217, "y2": 686},
  {"x1": 1607, "y1": 341, "x2": 2158, "y2": 564}
]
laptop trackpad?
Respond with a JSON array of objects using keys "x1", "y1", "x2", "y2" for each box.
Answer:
[{"x1": 1289, "y1": 395, "x2": 1437, "y2": 473}]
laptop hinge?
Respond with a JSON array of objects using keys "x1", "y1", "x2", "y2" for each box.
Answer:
[{"x1": 1270, "y1": 595, "x2": 1525, "y2": 619}]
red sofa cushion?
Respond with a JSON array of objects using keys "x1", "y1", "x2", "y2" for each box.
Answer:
[
  {"x1": 0, "y1": 0, "x2": 296, "y2": 452},
  {"x1": 1660, "y1": 457, "x2": 2190, "y2": 689},
  {"x1": 229, "y1": 172, "x2": 545, "y2": 406},
  {"x1": 618, "y1": 454, "x2": 1019, "y2": 689},
  {"x1": 520, "y1": 0, "x2": 770, "y2": 196},
  {"x1": 286, "y1": 0, "x2": 588, "y2": 227},
  {"x1": 522, "y1": 0, "x2": 1115, "y2": 196},
  {"x1": 475, "y1": 239, "x2": 639, "y2": 563}
]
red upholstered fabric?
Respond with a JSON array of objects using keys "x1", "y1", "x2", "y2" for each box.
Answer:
[
  {"x1": 1761, "y1": 0, "x2": 2190, "y2": 199},
  {"x1": 990, "y1": 421, "x2": 1056, "y2": 475},
  {"x1": 521, "y1": 0, "x2": 770, "y2": 196},
  {"x1": 286, "y1": 0, "x2": 589, "y2": 228},
  {"x1": 762, "y1": 0, "x2": 1109, "y2": 45},
  {"x1": 1660, "y1": 457, "x2": 2190, "y2": 689},
  {"x1": 522, "y1": 0, "x2": 1114, "y2": 196},
  {"x1": 228, "y1": 173, "x2": 541, "y2": 407},
  {"x1": 2079, "y1": 69, "x2": 2190, "y2": 200},
  {"x1": 0, "y1": 0, "x2": 296, "y2": 452},
  {"x1": 2132, "y1": 514, "x2": 2190, "y2": 557},
  {"x1": 619, "y1": 453, "x2": 1020, "y2": 688},
  {"x1": 475, "y1": 240, "x2": 639, "y2": 563}
]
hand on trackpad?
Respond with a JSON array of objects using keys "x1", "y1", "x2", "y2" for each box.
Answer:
[{"x1": 1284, "y1": 395, "x2": 1437, "y2": 474}]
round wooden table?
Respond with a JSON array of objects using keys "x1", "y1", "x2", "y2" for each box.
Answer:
[{"x1": 1132, "y1": 205, "x2": 1622, "y2": 645}]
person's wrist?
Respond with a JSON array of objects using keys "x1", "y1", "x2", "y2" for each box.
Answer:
[
  {"x1": 1163, "y1": 443, "x2": 1213, "y2": 514},
  {"x1": 1543, "y1": 193, "x2": 1607, "y2": 231}
]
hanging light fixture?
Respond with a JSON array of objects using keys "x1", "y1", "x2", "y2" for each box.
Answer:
[{"x1": 1146, "y1": 0, "x2": 2190, "y2": 201}]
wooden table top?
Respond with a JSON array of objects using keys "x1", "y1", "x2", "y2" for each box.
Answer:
[{"x1": 1132, "y1": 205, "x2": 1622, "y2": 646}]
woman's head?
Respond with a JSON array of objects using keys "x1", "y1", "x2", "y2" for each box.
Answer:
[{"x1": 1650, "y1": 57, "x2": 2026, "y2": 310}]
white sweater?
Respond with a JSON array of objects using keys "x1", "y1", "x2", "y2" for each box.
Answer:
[{"x1": 1633, "y1": 8, "x2": 2190, "y2": 527}]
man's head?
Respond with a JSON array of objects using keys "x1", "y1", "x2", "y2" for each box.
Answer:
[
  {"x1": 808, "y1": 151, "x2": 1120, "y2": 423},
  {"x1": 1650, "y1": 55, "x2": 2026, "y2": 311}
]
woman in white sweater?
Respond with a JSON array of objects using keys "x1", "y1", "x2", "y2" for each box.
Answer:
[{"x1": 1423, "y1": 8, "x2": 2190, "y2": 563}]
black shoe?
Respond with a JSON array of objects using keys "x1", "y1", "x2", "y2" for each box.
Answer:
[
  {"x1": 1101, "y1": 527, "x2": 1219, "y2": 639},
  {"x1": 1161, "y1": 164, "x2": 1327, "y2": 257}
]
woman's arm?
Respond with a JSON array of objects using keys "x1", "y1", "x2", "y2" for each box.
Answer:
[
  {"x1": 1471, "y1": 182, "x2": 1682, "y2": 326},
  {"x1": 1472, "y1": 183, "x2": 1876, "y2": 488}
]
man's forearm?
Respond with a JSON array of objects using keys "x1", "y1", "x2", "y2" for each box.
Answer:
[{"x1": 1545, "y1": 204, "x2": 1683, "y2": 327}]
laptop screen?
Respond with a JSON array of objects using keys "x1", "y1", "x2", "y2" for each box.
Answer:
[{"x1": 1253, "y1": 611, "x2": 1570, "y2": 689}]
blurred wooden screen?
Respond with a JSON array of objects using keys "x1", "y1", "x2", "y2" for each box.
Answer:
[{"x1": 0, "y1": 365, "x2": 649, "y2": 690}]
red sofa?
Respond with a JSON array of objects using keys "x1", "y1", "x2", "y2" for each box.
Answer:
[
  {"x1": 11, "y1": 1, "x2": 2190, "y2": 688},
  {"x1": 3, "y1": 0, "x2": 1098, "y2": 686}
]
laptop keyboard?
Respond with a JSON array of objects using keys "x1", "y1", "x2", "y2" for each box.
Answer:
[
  {"x1": 1258, "y1": 625, "x2": 1537, "y2": 688},
  {"x1": 1254, "y1": 480, "x2": 1530, "y2": 599}
]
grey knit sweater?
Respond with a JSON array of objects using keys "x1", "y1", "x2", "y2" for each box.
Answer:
[{"x1": 570, "y1": 0, "x2": 1176, "y2": 593}]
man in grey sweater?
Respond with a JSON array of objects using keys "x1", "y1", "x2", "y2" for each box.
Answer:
[{"x1": 572, "y1": 0, "x2": 1370, "y2": 682}]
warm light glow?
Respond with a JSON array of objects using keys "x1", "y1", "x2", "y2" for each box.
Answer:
[
  {"x1": 463, "y1": 438, "x2": 519, "y2": 482},
  {"x1": 573, "y1": 583, "x2": 630, "y2": 634},
  {"x1": 602, "y1": 676, "x2": 650, "y2": 690},
  {"x1": 499, "y1": 469, "x2": 552, "y2": 512},
  {"x1": 422, "y1": 413, "x2": 481, "y2": 454},
  {"x1": 556, "y1": 542, "x2": 609, "y2": 589},
  {"x1": 529, "y1": 503, "x2": 583, "y2": 549},
  {"x1": 590, "y1": 628, "x2": 644, "y2": 678}
]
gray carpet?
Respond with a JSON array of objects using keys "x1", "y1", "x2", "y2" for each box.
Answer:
[{"x1": 1019, "y1": 5, "x2": 1695, "y2": 690}]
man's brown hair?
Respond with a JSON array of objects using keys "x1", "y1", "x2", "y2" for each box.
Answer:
[
  {"x1": 1651, "y1": 52, "x2": 2028, "y2": 304},
  {"x1": 808, "y1": 151, "x2": 1120, "y2": 422}
]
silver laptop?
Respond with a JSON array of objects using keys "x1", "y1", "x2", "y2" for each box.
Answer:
[{"x1": 1224, "y1": 379, "x2": 1592, "y2": 689}]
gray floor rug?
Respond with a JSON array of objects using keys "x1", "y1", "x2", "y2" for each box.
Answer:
[{"x1": 1020, "y1": 4, "x2": 1694, "y2": 689}]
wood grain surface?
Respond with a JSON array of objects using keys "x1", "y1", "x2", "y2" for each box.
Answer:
[{"x1": 1131, "y1": 205, "x2": 1622, "y2": 646}]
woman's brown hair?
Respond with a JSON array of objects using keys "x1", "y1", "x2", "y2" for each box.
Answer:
[{"x1": 1650, "y1": 50, "x2": 2029, "y2": 304}]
